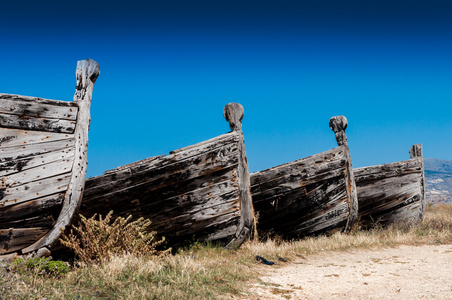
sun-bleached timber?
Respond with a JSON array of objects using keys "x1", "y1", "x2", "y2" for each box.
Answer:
[
  {"x1": 0, "y1": 59, "x2": 99, "y2": 258},
  {"x1": 250, "y1": 116, "x2": 358, "y2": 238},
  {"x1": 79, "y1": 103, "x2": 254, "y2": 249},
  {"x1": 354, "y1": 144, "x2": 426, "y2": 227}
]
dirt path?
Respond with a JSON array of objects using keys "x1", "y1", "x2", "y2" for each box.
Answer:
[{"x1": 247, "y1": 244, "x2": 452, "y2": 299}]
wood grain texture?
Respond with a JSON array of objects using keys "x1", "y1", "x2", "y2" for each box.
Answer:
[
  {"x1": 250, "y1": 116, "x2": 358, "y2": 239},
  {"x1": 354, "y1": 144, "x2": 425, "y2": 227},
  {"x1": 80, "y1": 103, "x2": 254, "y2": 249},
  {"x1": 22, "y1": 59, "x2": 99, "y2": 254}
]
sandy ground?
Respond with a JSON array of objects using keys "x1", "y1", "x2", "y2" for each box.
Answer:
[{"x1": 246, "y1": 244, "x2": 452, "y2": 299}]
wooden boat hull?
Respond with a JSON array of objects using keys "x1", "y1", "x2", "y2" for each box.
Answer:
[
  {"x1": 0, "y1": 59, "x2": 99, "y2": 256},
  {"x1": 355, "y1": 144, "x2": 426, "y2": 227},
  {"x1": 250, "y1": 116, "x2": 358, "y2": 239},
  {"x1": 79, "y1": 103, "x2": 254, "y2": 249}
]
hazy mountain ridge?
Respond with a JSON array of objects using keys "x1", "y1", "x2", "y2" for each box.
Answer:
[{"x1": 424, "y1": 158, "x2": 452, "y2": 204}]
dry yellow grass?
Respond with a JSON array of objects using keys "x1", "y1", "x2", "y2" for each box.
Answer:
[{"x1": 1, "y1": 204, "x2": 451, "y2": 300}]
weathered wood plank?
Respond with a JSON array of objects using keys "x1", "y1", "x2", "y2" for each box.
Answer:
[
  {"x1": 0, "y1": 97, "x2": 78, "y2": 120},
  {"x1": 0, "y1": 112, "x2": 76, "y2": 133},
  {"x1": 83, "y1": 135, "x2": 240, "y2": 199},
  {"x1": 0, "y1": 193, "x2": 64, "y2": 226},
  {"x1": 0, "y1": 94, "x2": 78, "y2": 107},
  {"x1": 355, "y1": 144, "x2": 425, "y2": 227},
  {"x1": 0, "y1": 173, "x2": 71, "y2": 207},
  {"x1": 0, "y1": 228, "x2": 48, "y2": 254},
  {"x1": 0, "y1": 215, "x2": 56, "y2": 229},
  {"x1": 0, "y1": 129, "x2": 73, "y2": 148},
  {"x1": 0, "y1": 139, "x2": 75, "y2": 163},
  {"x1": 1, "y1": 158, "x2": 73, "y2": 189},
  {"x1": 0, "y1": 147, "x2": 75, "y2": 177}
]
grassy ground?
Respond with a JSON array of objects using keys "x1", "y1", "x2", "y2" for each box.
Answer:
[{"x1": 1, "y1": 204, "x2": 451, "y2": 300}]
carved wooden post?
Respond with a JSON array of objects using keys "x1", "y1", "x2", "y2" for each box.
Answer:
[
  {"x1": 223, "y1": 103, "x2": 254, "y2": 248},
  {"x1": 410, "y1": 144, "x2": 426, "y2": 220},
  {"x1": 22, "y1": 59, "x2": 100, "y2": 254},
  {"x1": 329, "y1": 116, "x2": 358, "y2": 232}
]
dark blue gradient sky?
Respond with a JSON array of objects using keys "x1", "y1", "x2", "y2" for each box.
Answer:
[{"x1": 1, "y1": 0, "x2": 451, "y2": 176}]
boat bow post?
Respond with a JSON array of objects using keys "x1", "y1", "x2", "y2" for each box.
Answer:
[
  {"x1": 410, "y1": 144, "x2": 426, "y2": 220},
  {"x1": 22, "y1": 59, "x2": 100, "y2": 255},
  {"x1": 223, "y1": 103, "x2": 255, "y2": 248},
  {"x1": 329, "y1": 116, "x2": 358, "y2": 232}
]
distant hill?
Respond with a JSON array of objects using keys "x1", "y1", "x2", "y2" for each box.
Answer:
[{"x1": 424, "y1": 158, "x2": 452, "y2": 204}]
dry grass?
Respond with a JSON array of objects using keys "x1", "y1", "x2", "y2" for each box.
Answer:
[{"x1": 1, "y1": 204, "x2": 451, "y2": 299}]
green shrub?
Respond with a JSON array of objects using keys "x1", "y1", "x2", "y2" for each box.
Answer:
[{"x1": 10, "y1": 257, "x2": 69, "y2": 277}]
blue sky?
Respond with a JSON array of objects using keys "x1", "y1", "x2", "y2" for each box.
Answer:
[{"x1": 1, "y1": 0, "x2": 451, "y2": 177}]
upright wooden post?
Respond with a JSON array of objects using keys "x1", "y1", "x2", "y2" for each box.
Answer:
[
  {"x1": 410, "y1": 144, "x2": 426, "y2": 220},
  {"x1": 329, "y1": 116, "x2": 358, "y2": 232},
  {"x1": 22, "y1": 59, "x2": 100, "y2": 255},
  {"x1": 223, "y1": 103, "x2": 254, "y2": 248}
]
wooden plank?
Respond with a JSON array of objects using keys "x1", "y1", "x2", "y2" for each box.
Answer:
[
  {"x1": 0, "y1": 94, "x2": 78, "y2": 107},
  {"x1": 0, "y1": 147, "x2": 75, "y2": 177},
  {"x1": 0, "y1": 139, "x2": 75, "y2": 162},
  {"x1": 0, "y1": 129, "x2": 73, "y2": 148},
  {"x1": 1, "y1": 158, "x2": 73, "y2": 188},
  {"x1": 0, "y1": 112, "x2": 76, "y2": 133},
  {"x1": 81, "y1": 165, "x2": 237, "y2": 215},
  {"x1": 0, "y1": 193, "x2": 64, "y2": 225},
  {"x1": 85, "y1": 132, "x2": 239, "y2": 192},
  {"x1": 0, "y1": 215, "x2": 56, "y2": 229},
  {"x1": 23, "y1": 59, "x2": 99, "y2": 254},
  {"x1": 250, "y1": 147, "x2": 346, "y2": 188},
  {"x1": 83, "y1": 139, "x2": 240, "y2": 200},
  {"x1": 0, "y1": 228, "x2": 48, "y2": 254},
  {"x1": 0, "y1": 97, "x2": 78, "y2": 120},
  {"x1": 0, "y1": 168, "x2": 71, "y2": 208}
]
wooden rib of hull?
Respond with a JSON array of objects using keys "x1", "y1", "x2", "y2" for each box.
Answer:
[
  {"x1": 250, "y1": 116, "x2": 358, "y2": 239},
  {"x1": 0, "y1": 59, "x2": 99, "y2": 256},
  {"x1": 354, "y1": 144, "x2": 426, "y2": 227},
  {"x1": 79, "y1": 103, "x2": 254, "y2": 249}
]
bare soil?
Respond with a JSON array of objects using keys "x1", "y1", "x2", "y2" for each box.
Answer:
[{"x1": 246, "y1": 244, "x2": 452, "y2": 299}]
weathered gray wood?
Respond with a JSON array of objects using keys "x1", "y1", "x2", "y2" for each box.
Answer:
[
  {"x1": 0, "y1": 139, "x2": 75, "y2": 162},
  {"x1": 80, "y1": 103, "x2": 254, "y2": 249},
  {"x1": 0, "y1": 129, "x2": 73, "y2": 148},
  {"x1": 22, "y1": 59, "x2": 99, "y2": 254},
  {"x1": 0, "y1": 96, "x2": 78, "y2": 120},
  {"x1": 0, "y1": 147, "x2": 75, "y2": 177},
  {"x1": 0, "y1": 112, "x2": 76, "y2": 134},
  {"x1": 0, "y1": 158, "x2": 73, "y2": 188},
  {"x1": 0, "y1": 173, "x2": 71, "y2": 208},
  {"x1": 354, "y1": 144, "x2": 425, "y2": 227},
  {"x1": 250, "y1": 116, "x2": 358, "y2": 239}
]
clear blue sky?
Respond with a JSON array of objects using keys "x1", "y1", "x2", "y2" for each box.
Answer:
[{"x1": 1, "y1": 0, "x2": 451, "y2": 177}]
